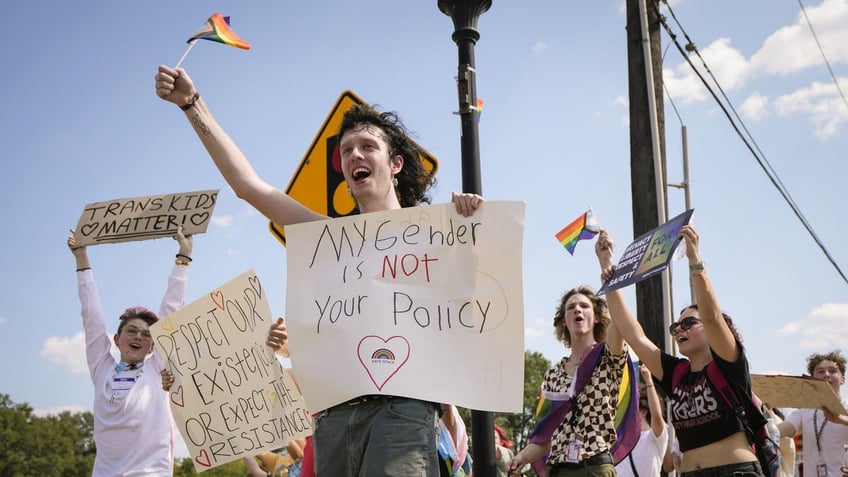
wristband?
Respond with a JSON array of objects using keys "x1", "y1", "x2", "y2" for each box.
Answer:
[
  {"x1": 175, "y1": 258, "x2": 190, "y2": 266},
  {"x1": 76, "y1": 267, "x2": 91, "y2": 272},
  {"x1": 176, "y1": 253, "x2": 193, "y2": 262},
  {"x1": 179, "y1": 92, "x2": 200, "y2": 111},
  {"x1": 689, "y1": 261, "x2": 705, "y2": 271}
]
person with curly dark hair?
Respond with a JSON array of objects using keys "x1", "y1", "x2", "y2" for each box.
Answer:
[{"x1": 154, "y1": 65, "x2": 484, "y2": 477}]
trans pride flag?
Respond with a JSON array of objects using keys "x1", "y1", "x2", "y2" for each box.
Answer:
[
  {"x1": 529, "y1": 343, "x2": 640, "y2": 476},
  {"x1": 187, "y1": 13, "x2": 251, "y2": 50},
  {"x1": 555, "y1": 209, "x2": 601, "y2": 255}
]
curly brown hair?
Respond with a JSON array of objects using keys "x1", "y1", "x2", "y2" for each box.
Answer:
[
  {"x1": 338, "y1": 103, "x2": 436, "y2": 208},
  {"x1": 552, "y1": 285, "x2": 610, "y2": 347},
  {"x1": 806, "y1": 349, "x2": 846, "y2": 376}
]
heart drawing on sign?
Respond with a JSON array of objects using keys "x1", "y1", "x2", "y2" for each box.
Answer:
[
  {"x1": 357, "y1": 335, "x2": 411, "y2": 391},
  {"x1": 210, "y1": 290, "x2": 225, "y2": 310},
  {"x1": 189, "y1": 212, "x2": 210, "y2": 226},
  {"x1": 170, "y1": 385, "x2": 184, "y2": 407},
  {"x1": 194, "y1": 449, "x2": 211, "y2": 467},
  {"x1": 160, "y1": 317, "x2": 175, "y2": 332}
]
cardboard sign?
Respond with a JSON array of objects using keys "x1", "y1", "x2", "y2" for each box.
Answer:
[
  {"x1": 752, "y1": 374, "x2": 847, "y2": 414},
  {"x1": 74, "y1": 189, "x2": 218, "y2": 246},
  {"x1": 599, "y1": 209, "x2": 694, "y2": 294},
  {"x1": 284, "y1": 201, "x2": 526, "y2": 413},
  {"x1": 151, "y1": 270, "x2": 312, "y2": 472}
]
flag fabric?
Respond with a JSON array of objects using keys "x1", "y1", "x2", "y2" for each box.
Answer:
[
  {"x1": 555, "y1": 209, "x2": 600, "y2": 255},
  {"x1": 528, "y1": 342, "x2": 640, "y2": 476},
  {"x1": 476, "y1": 98, "x2": 484, "y2": 123},
  {"x1": 187, "y1": 13, "x2": 251, "y2": 50}
]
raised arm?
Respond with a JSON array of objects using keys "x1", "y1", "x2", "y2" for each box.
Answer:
[
  {"x1": 595, "y1": 230, "x2": 663, "y2": 378},
  {"x1": 681, "y1": 225, "x2": 738, "y2": 362},
  {"x1": 594, "y1": 230, "x2": 625, "y2": 355},
  {"x1": 155, "y1": 65, "x2": 324, "y2": 227},
  {"x1": 641, "y1": 364, "x2": 667, "y2": 436},
  {"x1": 159, "y1": 225, "x2": 192, "y2": 317}
]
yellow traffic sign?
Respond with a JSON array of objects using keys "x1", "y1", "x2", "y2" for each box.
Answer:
[{"x1": 269, "y1": 90, "x2": 439, "y2": 246}]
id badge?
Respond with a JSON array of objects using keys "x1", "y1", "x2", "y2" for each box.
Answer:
[
  {"x1": 565, "y1": 441, "x2": 581, "y2": 463},
  {"x1": 112, "y1": 376, "x2": 136, "y2": 392},
  {"x1": 816, "y1": 463, "x2": 827, "y2": 477}
]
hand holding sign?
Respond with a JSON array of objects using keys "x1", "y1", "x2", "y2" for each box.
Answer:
[{"x1": 598, "y1": 209, "x2": 694, "y2": 295}]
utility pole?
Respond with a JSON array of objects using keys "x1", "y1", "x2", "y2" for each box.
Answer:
[
  {"x1": 625, "y1": 0, "x2": 669, "y2": 351},
  {"x1": 438, "y1": 1, "x2": 494, "y2": 476}
]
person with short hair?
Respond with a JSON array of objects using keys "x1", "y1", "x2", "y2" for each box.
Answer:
[
  {"x1": 68, "y1": 225, "x2": 193, "y2": 477},
  {"x1": 778, "y1": 350, "x2": 848, "y2": 476}
]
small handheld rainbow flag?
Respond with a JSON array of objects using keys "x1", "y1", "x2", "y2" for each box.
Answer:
[
  {"x1": 187, "y1": 13, "x2": 251, "y2": 50},
  {"x1": 555, "y1": 208, "x2": 601, "y2": 255},
  {"x1": 476, "y1": 98, "x2": 484, "y2": 124}
]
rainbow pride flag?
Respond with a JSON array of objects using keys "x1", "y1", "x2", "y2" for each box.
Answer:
[
  {"x1": 529, "y1": 343, "x2": 640, "y2": 476},
  {"x1": 476, "y1": 98, "x2": 484, "y2": 123},
  {"x1": 187, "y1": 13, "x2": 251, "y2": 50},
  {"x1": 555, "y1": 209, "x2": 601, "y2": 255}
]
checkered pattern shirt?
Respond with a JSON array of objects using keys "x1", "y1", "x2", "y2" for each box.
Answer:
[{"x1": 542, "y1": 344, "x2": 627, "y2": 465}]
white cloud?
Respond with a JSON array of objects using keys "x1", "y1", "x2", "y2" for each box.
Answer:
[
  {"x1": 664, "y1": 37, "x2": 751, "y2": 104},
  {"x1": 750, "y1": 0, "x2": 848, "y2": 76},
  {"x1": 212, "y1": 214, "x2": 234, "y2": 229},
  {"x1": 532, "y1": 41, "x2": 548, "y2": 53},
  {"x1": 773, "y1": 79, "x2": 848, "y2": 139},
  {"x1": 41, "y1": 332, "x2": 88, "y2": 374},
  {"x1": 740, "y1": 92, "x2": 770, "y2": 120},
  {"x1": 776, "y1": 303, "x2": 848, "y2": 349}
]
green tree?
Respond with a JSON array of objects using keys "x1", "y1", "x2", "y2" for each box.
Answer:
[
  {"x1": 498, "y1": 350, "x2": 551, "y2": 451},
  {"x1": 174, "y1": 456, "x2": 248, "y2": 477},
  {"x1": 0, "y1": 393, "x2": 95, "y2": 477}
]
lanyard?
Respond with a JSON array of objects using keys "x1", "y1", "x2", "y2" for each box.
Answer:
[{"x1": 813, "y1": 409, "x2": 827, "y2": 453}]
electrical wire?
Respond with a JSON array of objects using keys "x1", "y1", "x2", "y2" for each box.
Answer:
[
  {"x1": 798, "y1": 0, "x2": 848, "y2": 112},
  {"x1": 655, "y1": 0, "x2": 848, "y2": 286}
]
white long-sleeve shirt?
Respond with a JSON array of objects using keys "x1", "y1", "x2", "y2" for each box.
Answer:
[{"x1": 78, "y1": 265, "x2": 187, "y2": 477}]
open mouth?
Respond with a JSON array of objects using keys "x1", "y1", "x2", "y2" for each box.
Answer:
[
  {"x1": 129, "y1": 342, "x2": 143, "y2": 350},
  {"x1": 351, "y1": 167, "x2": 371, "y2": 182},
  {"x1": 574, "y1": 316, "x2": 584, "y2": 323}
]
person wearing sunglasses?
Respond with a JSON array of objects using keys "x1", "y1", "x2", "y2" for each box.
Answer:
[
  {"x1": 67, "y1": 226, "x2": 193, "y2": 477},
  {"x1": 597, "y1": 225, "x2": 765, "y2": 477}
]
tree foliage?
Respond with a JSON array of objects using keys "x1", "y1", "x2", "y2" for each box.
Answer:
[{"x1": 0, "y1": 394, "x2": 95, "y2": 477}]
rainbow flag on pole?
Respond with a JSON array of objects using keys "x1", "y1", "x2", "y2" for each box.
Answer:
[
  {"x1": 187, "y1": 13, "x2": 251, "y2": 50},
  {"x1": 555, "y1": 209, "x2": 601, "y2": 255}
]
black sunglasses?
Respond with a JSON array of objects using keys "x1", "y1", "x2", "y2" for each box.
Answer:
[{"x1": 669, "y1": 316, "x2": 702, "y2": 336}]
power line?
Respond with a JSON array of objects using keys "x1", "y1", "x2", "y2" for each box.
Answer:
[
  {"x1": 798, "y1": 0, "x2": 848, "y2": 112},
  {"x1": 655, "y1": 0, "x2": 848, "y2": 286}
]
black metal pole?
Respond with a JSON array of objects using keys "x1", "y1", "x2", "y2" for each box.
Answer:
[{"x1": 438, "y1": 1, "x2": 493, "y2": 476}]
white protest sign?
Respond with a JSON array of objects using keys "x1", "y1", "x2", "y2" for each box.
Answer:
[
  {"x1": 285, "y1": 201, "x2": 526, "y2": 413},
  {"x1": 74, "y1": 189, "x2": 219, "y2": 246},
  {"x1": 151, "y1": 270, "x2": 312, "y2": 473}
]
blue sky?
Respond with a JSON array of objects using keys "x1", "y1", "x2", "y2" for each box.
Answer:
[{"x1": 2, "y1": 0, "x2": 846, "y2": 458}]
